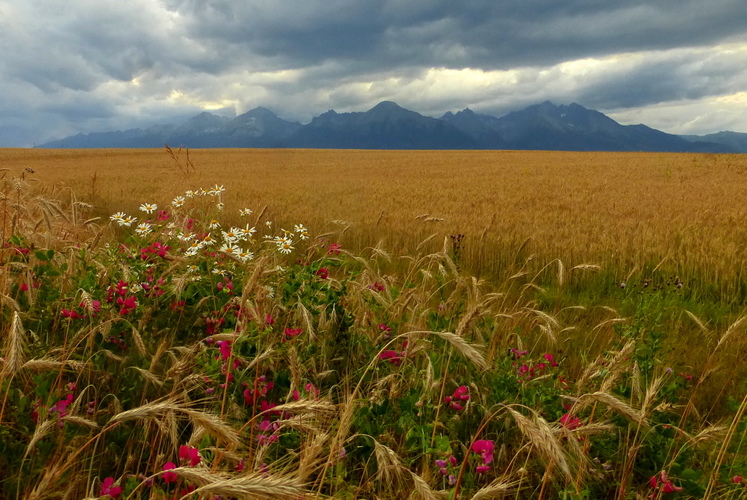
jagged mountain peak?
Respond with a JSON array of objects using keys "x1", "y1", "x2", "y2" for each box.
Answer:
[{"x1": 34, "y1": 101, "x2": 740, "y2": 152}]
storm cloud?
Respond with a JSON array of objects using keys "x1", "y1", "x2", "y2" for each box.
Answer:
[{"x1": 1, "y1": 0, "x2": 747, "y2": 146}]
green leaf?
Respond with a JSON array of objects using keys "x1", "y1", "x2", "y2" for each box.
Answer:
[{"x1": 680, "y1": 468, "x2": 701, "y2": 481}]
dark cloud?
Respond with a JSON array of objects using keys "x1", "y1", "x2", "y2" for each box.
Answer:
[
  {"x1": 1, "y1": 0, "x2": 747, "y2": 145},
  {"x1": 162, "y1": 0, "x2": 747, "y2": 72}
]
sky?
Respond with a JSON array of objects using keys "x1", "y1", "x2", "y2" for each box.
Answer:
[{"x1": 1, "y1": 0, "x2": 747, "y2": 147}]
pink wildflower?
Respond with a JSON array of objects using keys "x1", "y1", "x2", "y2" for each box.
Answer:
[
  {"x1": 100, "y1": 477, "x2": 122, "y2": 498},
  {"x1": 543, "y1": 353, "x2": 559, "y2": 367},
  {"x1": 216, "y1": 340, "x2": 232, "y2": 361},
  {"x1": 327, "y1": 243, "x2": 342, "y2": 255},
  {"x1": 446, "y1": 385, "x2": 470, "y2": 410},
  {"x1": 510, "y1": 347, "x2": 528, "y2": 359},
  {"x1": 560, "y1": 413, "x2": 582, "y2": 430},
  {"x1": 472, "y1": 440, "x2": 494, "y2": 464},
  {"x1": 379, "y1": 323, "x2": 392, "y2": 338},
  {"x1": 162, "y1": 462, "x2": 178, "y2": 483},
  {"x1": 179, "y1": 445, "x2": 201, "y2": 467},
  {"x1": 117, "y1": 295, "x2": 137, "y2": 315},
  {"x1": 649, "y1": 470, "x2": 683, "y2": 494},
  {"x1": 305, "y1": 382, "x2": 319, "y2": 398},
  {"x1": 284, "y1": 327, "x2": 303, "y2": 340},
  {"x1": 379, "y1": 350, "x2": 404, "y2": 366}
]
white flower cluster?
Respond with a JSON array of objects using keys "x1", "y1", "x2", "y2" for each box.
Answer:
[
  {"x1": 109, "y1": 187, "x2": 308, "y2": 260},
  {"x1": 110, "y1": 212, "x2": 138, "y2": 227},
  {"x1": 264, "y1": 225, "x2": 309, "y2": 255}
]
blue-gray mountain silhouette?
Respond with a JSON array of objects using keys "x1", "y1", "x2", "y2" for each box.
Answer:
[{"x1": 37, "y1": 101, "x2": 741, "y2": 153}]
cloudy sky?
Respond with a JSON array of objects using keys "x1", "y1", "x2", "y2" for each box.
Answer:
[{"x1": 2, "y1": 0, "x2": 747, "y2": 146}]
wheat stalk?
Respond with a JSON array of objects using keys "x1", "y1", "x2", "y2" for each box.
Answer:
[
  {"x1": 470, "y1": 479, "x2": 521, "y2": 499},
  {"x1": 506, "y1": 406, "x2": 572, "y2": 481},
  {"x1": 428, "y1": 331, "x2": 489, "y2": 371},
  {"x1": 181, "y1": 470, "x2": 306, "y2": 500},
  {"x1": 1, "y1": 311, "x2": 26, "y2": 378}
]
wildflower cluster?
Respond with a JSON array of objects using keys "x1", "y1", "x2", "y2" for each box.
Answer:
[
  {"x1": 108, "y1": 186, "x2": 308, "y2": 261},
  {"x1": 434, "y1": 455, "x2": 459, "y2": 485},
  {"x1": 510, "y1": 348, "x2": 560, "y2": 383},
  {"x1": 3, "y1": 174, "x2": 742, "y2": 500}
]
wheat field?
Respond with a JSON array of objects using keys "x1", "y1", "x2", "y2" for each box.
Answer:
[
  {"x1": 2, "y1": 147, "x2": 747, "y2": 498},
  {"x1": 5, "y1": 148, "x2": 747, "y2": 292}
]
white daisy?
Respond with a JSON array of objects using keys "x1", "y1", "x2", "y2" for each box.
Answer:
[
  {"x1": 294, "y1": 224, "x2": 309, "y2": 240},
  {"x1": 239, "y1": 208, "x2": 253, "y2": 216},
  {"x1": 135, "y1": 222, "x2": 153, "y2": 236},
  {"x1": 172, "y1": 196, "x2": 185, "y2": 207},
  {"x1": 222, "y1": 229, "x2": 240, "y2": 242},
  {"x1": 276, "y1": 237, "x2": 294, "y2": 255},
  {"x1": 139, "y1": 203, "x2": 158, "y2": 214},
  {"x1": 238, "y1": 225, "x2": 256, "y2": 239},
  {"x1": 110, "y1": 212, "x2": 126, "y2": 223},
  {"x1": 219, "y1": 242, "x2": 238, "y2": 256},
  {"x1": 238, "y1": 249, "x2": 254, "y2": 262}
]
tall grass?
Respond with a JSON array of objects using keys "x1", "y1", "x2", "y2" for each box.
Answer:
[{"x1": 0, "y1": 151, "x2": 745, "y2": 498}]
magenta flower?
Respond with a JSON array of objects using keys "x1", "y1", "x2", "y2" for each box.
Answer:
[
  {"x1": 178, "y1": 445, "x2": 201, "y2": 466},
  {"x1": 559, "y1": 413, "x2": 582, "y2": 430},
  {"x1": 476, "y1": 465, "x2": 491, "y2": 474},
  {"x1": 216, "y1": 340, "x2": 232, "y2": 361},
  {"x1": 472, "y1": 440, "x2": 494, "y2": 465},
  {"x1": 378, "y1": 323, "x2": 392, "y2": 338},
  {"x1": 100, "y1": 477, "x2": 122, "y2": 498},
  {"x1": 445, "y1": 385, "x2": 470, "y2": 410},
  {"x1": 284, "y1": 327, "x2": 303, "y2": 340},
  {"x1": 509, "y1": 347, "x2": 528, "y2": 359},
  {"x1": 162, "y1": 462, "x2": 178, "y2": 483},
  {"x1": 649, "y1": 470, "x2": 683, "y2": 494},
  {"x1": 327, "y1": 243, "x2": 342, "y2": 255},
  {"x1": 543, "y1": 353, "x2": 559, "y2": 367},
  {"x1": 379, "y1": 350, "x2": 404, "y2": 366},
  {"x1": 117, "y1": 295, "x2": 137, "y2": 315},
  {"x1": 315, "y1": 267, "x2": 329, "y2": 279}
]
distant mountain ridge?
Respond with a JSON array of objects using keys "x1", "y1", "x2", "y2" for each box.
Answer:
[{"x1": 36, "y1": 101, "x2": 744, "y2": 153}]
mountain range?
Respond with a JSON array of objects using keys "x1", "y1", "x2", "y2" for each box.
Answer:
[{"x1": 36, "y1": 101, "x2": 747, "y2": 153}]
